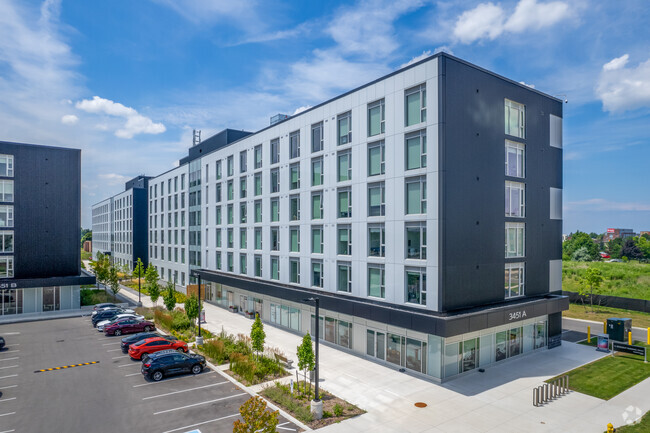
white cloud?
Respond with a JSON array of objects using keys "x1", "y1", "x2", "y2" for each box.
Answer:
[
  {"x1": 293, "y1": 106, "x2": 311, "y2": 115},
  {"x1": 97, "y1": 173, "x2": 130, "y2": 186},
  {"x1": 453, "y1": 0, "x2": 571, "y2": 44},
  {"x1": 75, "y1": 96, "x2": 166, "y2": 139},
  {"x1": 565, "y1": 198, "x2": 650, "y2": 212},
  {"x1": 400, "y1": 50, "x2": 433, "y2": 69},
  {"x1": 152, "y1": 0, "x2": 257, "y2": 26},
  {"x1": 519, "y1": 81, "x2": 535, "y2": 88},
  {"x1": 597, "y1": 55, "x2": 650, "y2": 112},
  {"x1": 61, "y1": 114, "x2": 78, "y2": 125}
]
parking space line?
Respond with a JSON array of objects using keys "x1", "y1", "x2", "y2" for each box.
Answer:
[
  {"x1": 102, "y1": 342, "x2": 119, "y2": 346},
  {"x1": 3, "y1": 332, "x2": 19, "y2": 335},
  {"x1": 153, "y1": 392, "x2": 247, "y2": 415},
  {"x1": 1, "y1": 385, "x2": 17, "y2": 390},
  {"x1": 107, "y1": 348, "x2": 122, "y2": 352},
  {"x1": 0, "y1": 358, "x2": 19, "y2": 362},
  {"x1": 0, "y1": 375, "x2": 18, "y2": 380},
  {"x1": 143, "y1": 382, "x2": 228, "y2": 400},
  {"x1": 0, "y1": 429, "x2": 16, "y2": 433},
  {"x1": 117, "y1": 363, "x2": 140, "y2": 368},
  {"x1": 160, "y1": 413, "x2": 240, "y2": 433},
  {"x1": 112, "y1": 355, "x2": 130, "y2": 359},
  {"x1": 0, "y1": 398, "x2": 16, "y2": 403},
  {"x1": 2, "y1": 350, "x2": 19, "y2": 354},
  {"x1": 133, "y1": 370, "x2": 215, "y2": 387},
  {"x1": 0, "y1": 412, "x2": 16, "y2": 417},
  {"x1": 0, "y1": 366, "x2": 17, "y2": 370}
]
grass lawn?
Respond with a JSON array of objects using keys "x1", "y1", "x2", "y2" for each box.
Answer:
[
  {"x1": 616, "y1": 410, "x2": 650, "y2": 432},
  {"x1": 563, "y1": 303, "x2": 650, "y2": 329},
  {"x1": 563, "y1": 261, "x2": 650, "y2": 300}
]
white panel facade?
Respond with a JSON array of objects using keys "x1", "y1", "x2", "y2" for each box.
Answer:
[
  {"x1": 91, "y1": 197, "x2": 112, "y2": 260},
  {"x1": 112, "y1": 189, "x2": 134, "y2": 268}
]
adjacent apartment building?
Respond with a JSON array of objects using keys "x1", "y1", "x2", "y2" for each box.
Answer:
[
  {"x1": 108, "y1": 53, "x2": 567, "y2": 380},
  {"x1": 91, "y1": 175, "x2": 151, "y2": 270},
  {"x1": 0, "y1": 141, "x2": 94, "y2": 317}
]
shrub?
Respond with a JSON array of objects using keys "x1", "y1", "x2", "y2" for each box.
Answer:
[
  {"x1": 323, "y1": 410, "x2": 332, "y2": 418},
  {"x1": 135, "y1": 307, "x2": 154, "y2": 320},
  {"x1": 333, "y1": 403, "x2": 344, "y2": 417},
  {"x1": 262, "y1": 382, "x2": 313, "y2": 423},
  {"x1": 171, "y1": 309, "x2": 191, "y2": 331},
  {"x1": 202, "y1": 339, "x2": 227, "y2": 364},
  {"x1": 230, "y1": 352, "x2": 256, "y2": 384}
]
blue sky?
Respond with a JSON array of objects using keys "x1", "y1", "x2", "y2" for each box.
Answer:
[{"x1": 0, "y1": 0, "x2": 648, "y2": 233}]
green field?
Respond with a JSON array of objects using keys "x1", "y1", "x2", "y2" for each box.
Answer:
[
  {"x1": 564, "y1": 304, "x2": 650, "y2": 329},
  {"x1": 563, "y1": 261, "x2": 650, "y2": 300}
]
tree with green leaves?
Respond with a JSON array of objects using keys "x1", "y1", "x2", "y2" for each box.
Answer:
[
  {"x1": 563, "y1": 231, "x2": 598, "y2": 261},
  {"x1": 606, "y1": 237, "x2": 624, "y2": 259},
  {"x1": 163, "y1": 280, "x2": 177, "y2": 311},
  {"x1": 572, "y1": 246, "x2": 592, "y2": 262},
  {"x1": 80, "y1": 228, "x2": 92, "y2": 247},
  {"x1": 637, "y1": 236, "x2": 650, "y2": 260},
  {"x1": 108, "y1": 265, "x2": 120, "y2": 301},
  {"x1": 621, "y1": 238, "x2": 643, "y2": 260},
  {"x1": 92, "y1": 252, "x2": 110, "y2": 290},
  {"x1": 185, "y1": 294, "x2": 199, "y2": 324},
  {"x1": 145, "y1": 263, "x2": 160, "y2": 306},
  {"x1": 250, "y1": 313, "x2": 266, "y2": 360},
  {"x1": 232, "y1": 396, "x2": 279, "y2": 433},
  {"x1": 133, "y1": 258, "x2": 145, "y2": 299},
  {"x1": 579, "y1": 266, "x2": 603, "y2": 312},
  {"x1": 297, "y1": 333, "x2": 315, "y2": 396}
]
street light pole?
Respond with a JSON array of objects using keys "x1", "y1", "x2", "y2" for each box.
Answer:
[
  {"x1": 196, "y1": 273, "x2": 203, "y2": 345},
  {"x1": 304, "y1": 296, "x2": 322, "y2": 419},
  {"x1": 137, "y1": 269, "x2": 142, "y2": 307}
]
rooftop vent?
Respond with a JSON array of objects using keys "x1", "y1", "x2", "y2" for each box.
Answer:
[{"x1": 270, "y1": 114, "x2": 289, "y2": 126}]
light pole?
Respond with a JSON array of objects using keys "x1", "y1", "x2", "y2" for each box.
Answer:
[
  {"x1": 303, "y1": 297, "x2": 321, "y2": 419},
  {"x1": 194, "y1": 272, "x2": 203, "y2": 345},
  {"x1": 137, "y1": 270, "x2": 142, "y2": 307}
]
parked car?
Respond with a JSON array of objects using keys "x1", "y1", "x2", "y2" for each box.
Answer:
[
  {"x1": 91, "y1": 308, "x2": 133, "y2": 326},
  {"x1": 91, "y1": 306, "x2": 134, "y2": 317},
  {"x1": 93, "y1": 302, "x2": 119, "y2": 311},
  {"x1": 97, "y1": 314, "x2": 145, "y2": 332},
  {"x1": 0, "y1": 336, "x2": 5, "y2": 350},
  {"x1": 120, "y1": 332, "x2": 175, "y2": 353},
  {"x1": 104, "y1": 319, "x2": 154, "y2": 336},
  {"x1": 608, "y1": 259, "x2": 623, "y2": 263},
  {"x1": 141, "y1": 351, "x2": 206, "y2": 381},
  {"x1": 128, "y1": 336, "x2": 188, "y2": 360},
  {"x1": 599, "y1": 252, "x2": 611, "y2": 259}
]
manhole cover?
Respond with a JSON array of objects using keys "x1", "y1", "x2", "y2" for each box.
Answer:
[{"x1": 414, "y1": 402, "x2": 427, "y2": 408}]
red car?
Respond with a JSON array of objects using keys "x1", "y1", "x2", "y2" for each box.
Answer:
[
  {"x1": 599, "y1": 252, "x2": 611, "y2": 259},
  {"x1": 128, "y1": 337, "x2": 188, "y2": 360},
  {"x1": 104, "y1": 318, "x2": 154, "y2": 336}
]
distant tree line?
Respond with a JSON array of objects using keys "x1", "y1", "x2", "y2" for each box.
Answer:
[{"x1": 563, "y1": 231, "x2": 650, "y2": 262}]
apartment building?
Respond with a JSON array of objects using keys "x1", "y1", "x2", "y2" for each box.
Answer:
[{"x1": 0, "y1": 141, "x2": 94, "y2": 317}]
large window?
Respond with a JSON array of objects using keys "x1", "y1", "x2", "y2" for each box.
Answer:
[
  {"x1": 312, "y1": 261, "x2": 323, "y2": 288},
  {"x1": 406, "y1": 223, "x2": 426, "y2": 260},
  {"x1": 289, "y1": 163, "x2": 300, "y2": 190},
  {"x1": 240, "y1": 253, "x2": 247, "y2": 274},
  {"x1": 0, "y1": 256, "x2": 13, "y2": 278},
  {"x1": 337, "y1": 262, "x2": 352, "y2": 293},
  {"x1": 0, "y1": 155, "x2": 14, "y2": 177},
  {"x1": 254, "y1": 200, "x2": 262, "y2": 223},
  {"x1": 311, "y1": 122, "x2": 323, "y2": 152},
  {"x1": 240, "y1": 228, "x2": 247, "y2": 249},
  {"x1": 289, "y1": 130, "x2": 300, "y2": 159},
  {"x1": 337, "y1": 111, "x2": 351, "y2": 145},
  {"x1": 312, "y1": 157, "x2": 323, "y2": 186},
  {"x1": 254, "y1": 255, "x2": 262, "y2": 277},
  {"x1": 290, "y1": 195, "x2": 300, "y2": 221},
  {"x1": 254, "y1": 144, "x2": 262, "y2": 169},
  {"x1": 227, "y1": 204, "x2": 233, "y2": 224},
  {"x1": 254, "y1": 228, "x2": 262, "y2": 250},
  {"x1": 270, "y1": 168, "x2": 280, "y2": 193},
  {"x1": 290, "y1": 226, "x2": 300, "y2": 252},
  {"x1": 239, "y1": 177, "x2": 247, "y2": 198},
  {"x1": 405, "y1": 130, "x2": 426, "y2": 170},
  {"x1": 271, "y1": 198, "x2": 279, "y2": 222},
  {"x1": 505, "y1": 99, "x2": 525, "y2": 138},
  {"x1": 227, "y1": 180, "x2": 234, "y2": 201},
  {"x1": 311, "y1": 192, "x2": 323, "y2": 220},
  {"x1": 227, "y1": 155, "x2": 234, "y2": 177},
  {"x1": 1, "y1": 287, "x2": 22, "y2": 314},
  {"x1": 312, "y1": 226, "x2": 323, "y2": 254},
  {"x1": 240, "y1": 150, "x2": 247, "y2": 173},
  {"x1": 505, "y1": 222, "x2": 525, "y2": 258},
  {"x1": 337, "y1": 151, "x2": 351, "y2": 182},
  {"x1": 227, "y1": 228, "x2": 234, "y2": 248},
  {"x1": 368, "y1": 265, "x2": 385, "y2": 298},
  {"x1": 368, "y1": 224, "x2": 385, "y2": 257},
  {"x1": 338, "y1": 188, "x2": 351, "y2": 218},
  {"x1": 270, "y1": 256, "x2": 279, "y2": 280},
  {"x1": 405, "y1": 84, "x2": 426, "y2": 126},
  {"x1": 290, "y1": 259, "x2": 300, "y2": 283},
  {"x1": 505, "y1": 181, "x2": 525, "y2": 217},
  {"x1": 227, "y1": 252, "x2": 234, "y2": 272},
  {"x1": 368, "y1": 99, "x2": 385, "y2": 136},
  {"x1": 505, "y1": 140, "x2": 525, "y2": 177},
  {"x1": 368, "y1": 140, "x2": 385, "y2": 176},
  {"x1": 505, "y1": 263, "x2": 525, "y2": 298},
  {"x1": 254, "y1": 173, "x2": 262, "y2": 196},
  {"x1": 368, "y1": 182, "x2": 385, "y2": 217},
  {"x1": 405, "y1": 177, "x2": 426, "y2": 214},
  {"x1": 337, "y1": 225, "x2": 351, "y2": 255},
  {"x1": 0, "y1": 206, "x2": 14, "y2": 227},
  {"x1": 271, "y1": 138, "x2": 280, "y2": 164},
  {"x1": 406, "y1": 268, "x2": 426, "y2": 305},
  {"x1": 216, "y1": 161, "x2": 222, "y2": 180},
  {"x1": 270, "y1": 227, "x2": 280, "y2": 251},
  {"x1": 0, "y1": 180, "x2": 14, "y2": 202}
]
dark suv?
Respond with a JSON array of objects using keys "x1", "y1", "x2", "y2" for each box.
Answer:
[{"x1": 141, "y1": 351, "x2": 206, "y2": 381}]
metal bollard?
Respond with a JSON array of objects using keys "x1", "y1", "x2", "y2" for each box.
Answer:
[{"x1": 533, "y1": 387, "x2": 538, "y2": 406}]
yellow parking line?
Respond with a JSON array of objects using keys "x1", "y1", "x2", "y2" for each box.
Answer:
[{"x1": 34, "y1": 361, "x2": 99, "y2": 373}]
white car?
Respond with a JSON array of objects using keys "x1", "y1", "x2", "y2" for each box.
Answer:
[{"x1": 96, "y1": 314, "x2": 144, "y2": 331}]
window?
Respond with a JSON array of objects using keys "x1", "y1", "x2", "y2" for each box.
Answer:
[
  {"x1": 337, "y1": 111, "x2": 351, "y2": 145},
  {"x1": 290, "y1": 259, "x2": 300, "y2": 283},
  {"x1": 227, "y1": 156, "x2": 234, "y2": 177},
  {"x1": 0, "y1": 256, "x2": 14, "y2": 278},
  {"x1": 505, "y1": 181, "x2": 525, "y2": 217},
  {"x1": 0, "y1": 231, "x2": 13, "y2": 252},
  {"x1": 312, "y1": 261, "x2": 323, "y2": 288},
  {"x1": 227, "y1": 204, "x2": 233, "y2": 224},
  {"x1": 289, "y1": 163, "x2": 300, "y2": 190},
  {"x1": 216, "y1": 206, "x2": 222, "y2": 225},
  {"x1": 271, "y1": 198, "x2": 279, "y2": 222},
  {"x1": 290, "y1": 195, "x2": 300, "y2": 221},
  {"x1": 290, "y1": 227, "x2": 300, "y2": 252},
  {"x1": 227, "y1": 180, "x2": 234, "y2": 201},
  {"x1": 240, "y1": 228, "x2": 247, "y2": 249},
  {"x1": 240, "y1": 177, "x2": 247, "y2": 198},
  {"x1": 505, "y1": 140, "x2": 525, "y2": 177},
  {"x1": 216, "y1": 184, "x2": 221, "y2": 202},
  {"x1": 216, "y1": 229, "x2": 222, "y2": 248},
  {"x1": 368, "y1": 99, "x2": 385, "y2": 136},
  {"x1": 0, "y1": 155, "x2": 14, "y2": 177},
  {"x1": 311, "y1": 192, "x2": 323, "y2": 220},
  {"x1": 289, "y1": 130, "x2": 300, "y2": 159},
  {"x1": 505, "y1": 222, "x2": 525, "y2": 258},
  {"x1": 405, "y1": 130, "x2": 426, "y2": 170},
  {"x1": 254, "y1": 200, "x2": 262, "y2": 223},
  {"x1": 337, "y1": 263, "x2": 352, "y2": 293},
  {"x1": 337, "y1": 151, "x2": 351, "y2": 182},
  {"x1": 337, "y1": 225, "x2": 351, "y2": 255},
  {"x1": 311, "y1": 157, "x2": 323, "y2": 186},
  {"x1": 0, "y1": 205, "x2": 14, "y2": 227},
  {"x1": 368, "y1": 266, "x2": 385, "y2": 298},
  {"x1": 405, "y1": 84, "x2": 426, "y2": 126},
  {"x1": 406, "y1": 268, "x2": 426, "y2": 305},
  {"x1": 270, "y1": 256, "x2": 279, "y2": 280},
  {"x1": 254, "y1": 173, "x2": 262, "y2": 196},
  {"x1": 254, "y1": 145, "x2": 262, "y2": 169},
  {"x1": 271, "y1": 138, "x2": 280, "y2": 164},
  {"x1": 406, "y1": 223, "x2": 427, "y2": 260},
  {"x1": 240, "y1": 254, "x2": 247, "y2": 274},
  {"x1": 270, "y1": 168, "x2": 280, "y2": 193},
  {"x1": 270, "y1": 227, "x2": 280, "y2": 251},
  {"x1": 227, "y1": 252, "x2": 234, "y2": 272},
  {"x1": 216, "y1": 161, "x2": 222, "y2": 180},
  {"x1": 505, "y1": 99, "x2": 525, "y2": 138},
  {"x1": 368, "y1": 182, "x2": 385, "y2": 217},
  {"x1": 505, "y1": 263, "x2": 525, "y2": 298},
  {"x1": 311, "y1": 122, "x2": 323, "y2": 152},
  {"x1": 227, "y1": 228, "x2": 234, "y2": 248},
  {"x1": 368, "y1": 224, "x2": 385, "y2": 257},
  {"x1": 0, "y1": 180, "x2": 14, "y2": 202},
  {"x1": 254, "y1": 228, "x2": 262, "y2": 250},
  {"x1": 254, "y1": 255, "x2": 262, "y2": 277},
  {"x1": 368, "y1": 140, "x2": 385, "y2": 176},
  {"x1": 240, "y1": 150, "x2": 247, "y2": 173},
  {"x1": 312, "y1": 226, "x2": 323, "y2": 254},
  {"x1": 334, "y1": 188, "x2": 352, "y2": 219},
  {"x1": 216, "y1": 252, "x2": 222, "y2": 270},
  {"x1": 405, "y1": 177, "x2": 426, "y2": 214}
]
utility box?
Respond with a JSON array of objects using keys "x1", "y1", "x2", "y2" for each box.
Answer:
[{"x1": 607, "y1": 318, "x2": 632, "y2": 342}]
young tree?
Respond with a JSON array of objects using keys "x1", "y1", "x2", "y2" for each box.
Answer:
[
  {"x1": 145, "y1": 264, "x2": 160, "y2": 306},
  {"x1": 232, "y1": 396, "x2": 279, "y2": 433},
  {"x1": 579, "y1": 266, "x2": 604, "y2": 312},
  {"x1": 163, "y1": 280, "x2": 177, "y2": 311},
  {"x1": 250, "y1": 313, "x2": 266, "y2": 360},
  {"x1": 297, "y1": 333, "x2": 315, "y2": 396},
  {"x1": 133, "y1": 258, "x2": 146, "y2": 297},
  {"x1": 621, "y1": 238, "x2": 643, "y2": 260},
  {"x1": 572, "y1": 246, "x2": 592, "y2": 262},
  {"x1": 185, "y1": 294, "x2": 199, "y2": 324},
  {"x1": 120, "y1": 263, "x2": 131, "y2": 282},
  {"x1": 108, "y1": 265, "x2": 120, "y2": 301},
  {"x1": 92, "y1": 252, "x2": 109, "y2": 290}
]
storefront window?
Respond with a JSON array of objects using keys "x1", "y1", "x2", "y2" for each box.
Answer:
[
  {"x1": 495, "y1": 331, "x2": 507, "y2": 362},
  {"x1": 444, "y1": 342, "x2": 459, "y2": 377},
  {"x1": 338, "y1": 320, "x2": 351, "y2": 349},
  {"x1": 406, "y1": 338, "x2": 426, "y2": 373},
  {"x1": 386, "y1": 334, "x2": 403, "y2": 367},
  {"x1": 325, "y1": 317, "x2": 336, "y2": 344},
  {"x1": 535, "y1": 321, "x2": 546, "y2": 349},
  {"x1": 1, "y1": 288, "x2": 22, "y2": 315},
  {"x1": 461, "y1": 338, "x2": 479, "y2": 372},
  {"x1": 509, "y1": 327, "x2": 522, "y2": 357}
]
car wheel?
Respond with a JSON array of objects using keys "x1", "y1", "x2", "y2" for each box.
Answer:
[
  {"x1": 114, "y1": 329, "x2": 122, "y2": 336},
  {"x1": 143, "y1": 326, "x2": 151, "y2": 332},
  {"x1": 177, "y1": 347, "x2": 185, "y2": 353},
  {"x1": 152, "y1": 370, "x2": 164, "y2": 381},
  {"x1": 192, "y1": 364, "x2": 202, "y2": 375}
]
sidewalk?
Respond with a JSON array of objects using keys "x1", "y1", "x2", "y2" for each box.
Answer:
[{"x1": 118, "y1": 286, "x2": 649, "y2": 432}]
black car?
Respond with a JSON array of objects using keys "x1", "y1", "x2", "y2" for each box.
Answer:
[
  {"x1": 93, "y1": 302, "x2": 119, "y2": 311},
  {"x1": 91, "y1": 308, "x2": 128, "y2": 326},
  {"x1": 120, "y1": 332, "x2": 176, "y2": 353},
  {"x1": 141, "y1": 351, "x2": 206, "y2": 381},
  {"x1": 0, "y1": 336, "x2": 5, "y2": 350}
]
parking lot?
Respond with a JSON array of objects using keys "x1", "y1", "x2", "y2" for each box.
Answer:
[{"x1": 0, "y1": 317, "x2": 301, "y2": 433}]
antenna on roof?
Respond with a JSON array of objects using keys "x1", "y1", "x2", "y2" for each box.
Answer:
[{"x1": 193, "y1": 129, "x2": 201, "y2": 146}]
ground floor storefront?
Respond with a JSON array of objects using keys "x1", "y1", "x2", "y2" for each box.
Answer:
[{"x1": 1, "y1": 285, "x2": 82, "y2": 316}]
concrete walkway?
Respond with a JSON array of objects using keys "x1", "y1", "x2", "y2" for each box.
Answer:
[{"x1": 116, "y1": 286, "x2": 649, "y2": 432}]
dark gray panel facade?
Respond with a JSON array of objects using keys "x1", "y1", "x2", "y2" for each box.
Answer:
[{"x1": 132, "y1": 187, "x2": 149, "y2": 267}]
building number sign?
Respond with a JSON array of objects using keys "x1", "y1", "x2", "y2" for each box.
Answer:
[
  {"x1": 0, "y1": 283, "x2": 18, "y2": 289},
  {"x1": 508, "y1": 310, "x2": 527, "y2": 321}
]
